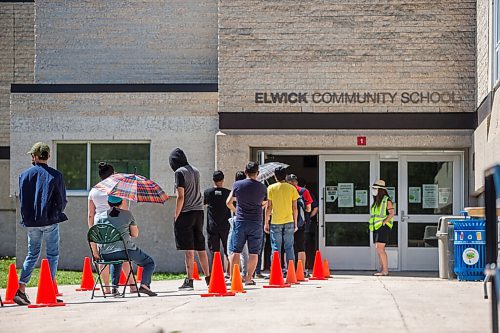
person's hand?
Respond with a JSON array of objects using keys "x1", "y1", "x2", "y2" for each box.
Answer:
[
  {"x1": 264, "y1": 223, "x2": 270, "y2": 234},
  {"x1": 294, "y1": 225, "x2": 298, "y2": 233},
  {"x1": 92, "y1": 252, "x2": 100, "y2": 261}
]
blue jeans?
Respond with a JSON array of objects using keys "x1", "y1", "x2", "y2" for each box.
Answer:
[
  {"x1": 19, "y1": 224, "x2": 60, "y2": 285},
  {"x1": 101, "y1": 248, "x2": 155, "y2": 287},
  {"x1": 270, "y1": 222, "x2": 295, "y2": 267}
]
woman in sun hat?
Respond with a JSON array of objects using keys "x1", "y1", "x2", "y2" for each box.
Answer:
[{"x1": 369, "y1": 180, "x2": 395, "y2": 276}]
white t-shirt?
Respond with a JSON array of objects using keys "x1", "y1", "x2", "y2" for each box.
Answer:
[{"x1": 88, "y1": 188, "x2": 110, "y2": 221}]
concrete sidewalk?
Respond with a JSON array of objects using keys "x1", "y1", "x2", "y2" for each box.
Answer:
[{"x1": 0, "y1": 274, "x2": 493, "y2": 333}]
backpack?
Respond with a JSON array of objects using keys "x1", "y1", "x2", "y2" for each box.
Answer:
[{"x1": 297, "y1": 187, "x2": 307, "y2": 228}]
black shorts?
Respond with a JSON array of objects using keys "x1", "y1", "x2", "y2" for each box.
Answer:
[
  {"x1": 207, "y1": 224, "x2": 230, "y2": 256},
  {"x1": 174, "y1": 210, "x2": 206, "y2": 251},
  {"x1": 294, "y1": 226, "x2": 306, "y2": 252},
  {"x1": 373, "y1": 225, "x2": 391, "y2": 244}
]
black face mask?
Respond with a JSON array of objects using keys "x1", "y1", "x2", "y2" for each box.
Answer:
[{"x1": 31, "y1": 161, "x2": 35, "y2": 166}]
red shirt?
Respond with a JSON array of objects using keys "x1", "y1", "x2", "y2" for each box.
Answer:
[{"x1": 294, "y1": 185, "x2": 313, "y2": 206}]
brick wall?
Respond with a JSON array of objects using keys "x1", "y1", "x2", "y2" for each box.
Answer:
[
  {"x1": 219, "y1": 0, "x2": 476, "y2": 113},
  {"x1": 35, "y1": 0, "x2": 217, "y2": 84},
  {"x1": 0, "y1": 2, "x2": 34, "y2": 146}
]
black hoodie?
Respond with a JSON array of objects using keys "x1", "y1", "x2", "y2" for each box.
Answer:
[{"x1": 169, "y1": 148, "x2": 203, "y2": 212}]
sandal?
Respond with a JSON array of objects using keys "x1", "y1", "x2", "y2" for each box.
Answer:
[
  {"x1": 244, "y1": 280, "x2": 256, "y2": 286},
  {"x1": 374, "y1": 271, "x2": 389, "y2": 276}
]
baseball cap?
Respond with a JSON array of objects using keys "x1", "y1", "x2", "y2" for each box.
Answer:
[
  {"x1": 27, "y1": 142, "x2": 50, "y2": 157},
  {"x1": 286, "y1": 174, "x2": 298, "y2": 182},
  {"x1": 213, "y1": 170, "x2": 224, "y2": 182},
  {"x1": 245, "y1": 161, "x2": 259, "y2": 174},
  {"x1": 107, "y1": 195, "x2": 123, "y2": 204}
]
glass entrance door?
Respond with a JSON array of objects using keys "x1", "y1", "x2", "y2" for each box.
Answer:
[
  {"x1": 319, "y1": 153, "x2": 463, "y2": 271},
  {"x1": 400, "y1": 156, "x2": 462, "y2": 270},
  {"x1": 319, "y1": 155, "x2": 376, "y2": 270}
]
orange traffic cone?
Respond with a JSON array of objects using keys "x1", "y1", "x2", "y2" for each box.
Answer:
[
  {"x1": 310, "y1": 250, "x2": 326, "y2": 280},
  {"x1": 296, "y1": 260, "x2": 308, "y2": 282},
  {"x1": 28, "y1": 259, "x2": 65, "y2": 308},
  {"x1": 76, "y1": 257, "x2": 99, "y2": 291},
  {"x1": 201, "y1": 252, "x2": 235, "y2": 297},
  {"x1": 285, "y1": 260, "x2": 299, "y2": 285},
  {"x1": 323, "y1": 259, "x2": 331, "y2": 278},
  {"x1": 136, "y1": 266, "x2": 143, "y2": 284},
  {"x1": 119, "y1": 269, "x2": 127, "y2": 285},
  {"x1": 230, "y1": 264, "x2": 246, "y2": 293},
  {"x1": 3, "y1": 263, "x2": 19, "y2": 304},
  {"x1": 193, "y1": 262, "x2": 202, "y2": 281},
  {"x1": 263, "y1": 251, "x2": 291, "y2": 288},
  {"x1": 53, "y1": 279, "x2": 63, "y2": 296}
]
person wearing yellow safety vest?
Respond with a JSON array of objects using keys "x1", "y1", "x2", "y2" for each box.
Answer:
[{"x1": 369, "y1": 180, "x2": 395, "y2": 276}]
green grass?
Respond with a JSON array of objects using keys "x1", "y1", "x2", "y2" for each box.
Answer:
[{"x1": 0, "y1": 257, "x2": 185, "y2": 289}]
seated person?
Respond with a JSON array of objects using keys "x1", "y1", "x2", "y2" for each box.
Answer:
[{"x1": 94, "y1": 195, "x2": 157, "y2": 296}]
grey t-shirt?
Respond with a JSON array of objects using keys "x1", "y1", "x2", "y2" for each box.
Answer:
[
  {"x1": 175, "y1": 165, "x2": 204, "y2": 212},
  {"x1": 95, "y1": 209, "x2": 137, "y2": 254}
]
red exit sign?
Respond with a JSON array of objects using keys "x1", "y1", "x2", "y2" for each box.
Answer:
[{"x1": 357, "y1": 136, "x2": 367, "y2": 146}]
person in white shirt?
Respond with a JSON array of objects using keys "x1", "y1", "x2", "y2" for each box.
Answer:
[{"x1": 87, "y1": 162, "x2": 130, "y2": 294}]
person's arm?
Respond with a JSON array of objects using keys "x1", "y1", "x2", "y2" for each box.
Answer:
[
  {"x1": 87, "y1": 199, "x2": 96, "y2": 229},
  {"x1": 226, "y1": 190, "x2": 237, "y2": 214},
  {"x1": 264, "y1": 199, "x2": 273, "y2": 234},
  {"x1": 175, "y1": 187, "x2": 185, "y2": 221},
  {"x1": 304, "y1": 189, "x2": 313, "y2": 213},
  {"x1": 203, "y1": 190, "x2": 209, "y2": 207},
  {"x1": 310, "y1": 206, "x2": 319, "y2": 219},
  {"x1": 383, "y1": 200, "x2": 395, "y2": 225},
  {"x1": 292, "y1": 199, "x2": 298, "y2": 231},
  {"x1": 129, "y1": 213, "x2": 139, "y2": 238},
  {"x1": 130, "y1": 225, "x2": 139, "y2": 238},
  {"x1": 54, "y1": 173, "x2": 67, "y2": 212}
]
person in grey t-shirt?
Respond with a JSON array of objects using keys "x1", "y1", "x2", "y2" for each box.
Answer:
[
  {"x1": 169, "y1": 148, "x2": 211, "y2": 291},
  {"x1": 95, "y1": 195, "x2": 157, "y2": 296}
]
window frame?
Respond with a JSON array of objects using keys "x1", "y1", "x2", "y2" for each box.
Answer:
[
  {"x1": 493, "y1": 0, "x2": 500, "y2": 87},
  {"x1": 54, "y1": 141, "x2": 152, "y2": 196}
]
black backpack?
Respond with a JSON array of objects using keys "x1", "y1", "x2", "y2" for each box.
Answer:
[{"x1": 297, "y1": 187, "x2": 307, "y2": 228}]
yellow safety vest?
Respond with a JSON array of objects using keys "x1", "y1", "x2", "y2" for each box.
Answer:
[{"x1": 369, "y1": 196, "x2": 393, "y2": 231}]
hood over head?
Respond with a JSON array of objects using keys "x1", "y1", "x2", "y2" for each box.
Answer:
[{"x1": 169, "y1": 148, "x2": 188, "y2": 171}]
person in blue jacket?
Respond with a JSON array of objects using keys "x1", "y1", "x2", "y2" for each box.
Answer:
[{"x1": 14, "y1": 142, "x2": 68, "y2": 306}]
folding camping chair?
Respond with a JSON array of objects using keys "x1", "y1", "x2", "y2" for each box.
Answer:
[{"x1": 87, "y1": 224, "x2": 140, "y2": 299}]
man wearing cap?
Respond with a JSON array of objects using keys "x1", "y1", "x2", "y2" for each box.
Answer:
[
  {"x1": 286, "y1": 174, "x2": 313, "y2": 272},
  {"x1": 204, "y1": 170, "x2": 231, "y2": 267},
  {"x1": 14, "y1": 142, "x2": 68, "y2": 305},
  {"x1": 369, "y1": 179, "x2": 395, "y2": 276},
  {"x1": 265, "y1": 167, "x2": 299, "y2": 272}
]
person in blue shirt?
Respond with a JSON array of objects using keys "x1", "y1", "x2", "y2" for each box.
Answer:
[{"x1": 14, "y1": 142, "x2": 68, "y2": 306}]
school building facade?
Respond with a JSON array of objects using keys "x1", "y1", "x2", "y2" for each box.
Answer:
[{"x1": 0, "y1": 0, "x2": 497, "y2": 272}]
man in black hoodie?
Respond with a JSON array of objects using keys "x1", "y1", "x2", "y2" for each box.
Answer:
[{"x1": 169, "y1": 148, "x2": 210, "y2": 290}]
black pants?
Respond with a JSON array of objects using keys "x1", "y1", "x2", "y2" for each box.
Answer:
[{"x1": 207, "y1": 224, "x2": 230, "y2": 258}]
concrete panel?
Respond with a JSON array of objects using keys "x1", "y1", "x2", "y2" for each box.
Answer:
[
  {"x1": 216, "y1": 129, "x2": 473, "y2": 188},
  {"x1": 0, "y1": 210, "x2": 16, "y2": 257},
  {"x1": 16, "y1": 197, "x2": 186, "y2": 272},
  {"x1": 10, "y1": 92, "x2": 219, "y2": 197}
]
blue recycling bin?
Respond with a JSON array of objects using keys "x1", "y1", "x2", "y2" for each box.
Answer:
[{"x1": 453, "y1": 216, "x2": 486, "y2": 281}]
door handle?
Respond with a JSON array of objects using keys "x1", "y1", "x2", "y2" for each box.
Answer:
[{"x1": 401, "y1": 210, "x2": 409, "y2": 222}]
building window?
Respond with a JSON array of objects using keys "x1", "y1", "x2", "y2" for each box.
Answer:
[
  {"x1": 494, "y1": 0, "x2": 500, "y2": 85},
  {"x1": 56, "y1": 142, "x2": 151, "y2": 192}
]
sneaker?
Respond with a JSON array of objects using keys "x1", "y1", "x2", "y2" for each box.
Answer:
[
  {"x1": 178, "y1": 278, "x2": 194, "y2": 291},
  {"x1": 205, "y1": 276, "x2": 211, "y2": 286},
  {"x1": 139, "y1": 286, "x2": 158, "y2": 297},
  {"x1": 13, "y1": 289, "x2": 30, "y2": 306},
  {"x1": 255, "y1": 273, "x2": 266, "y2": 279},
  {"x1": 111, "y1": 288, "x2": 121, "y2": 297}
]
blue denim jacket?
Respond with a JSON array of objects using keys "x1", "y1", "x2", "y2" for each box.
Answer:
[{"x1": 19, "y1": 163, "x2": 68, "y2": 227}]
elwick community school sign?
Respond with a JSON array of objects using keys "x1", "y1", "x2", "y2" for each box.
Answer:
[{"x1": 254, "y1": 91, "x2": 460, "y2": 104}]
